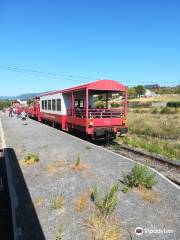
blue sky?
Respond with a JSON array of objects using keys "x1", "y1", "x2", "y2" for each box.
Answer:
[{"x1": 0, "y1": 0, "x2": 179, "y2": 95}]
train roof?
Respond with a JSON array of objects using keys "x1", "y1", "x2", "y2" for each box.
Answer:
[{"x1": 39, "y1": 79, "x2": 127, "y2": 97}]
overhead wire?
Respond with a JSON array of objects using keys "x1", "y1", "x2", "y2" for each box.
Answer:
[
  {"x1": 0, "y1": 65, "x2": 95, "y2": 82},
  {"x1": 0, "y1": 65, "x2": 178, "y2": 86}
]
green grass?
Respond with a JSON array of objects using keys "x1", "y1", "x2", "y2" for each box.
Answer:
[
  {"x1": 127, "y1": 112, "x2": 180, "y2": 140},
  {"x1": 123, "y1": 135, "x2": 180, "y2": 160},
  {"x1": 122, "y1": 111, "x2": 180, "y2": 160},
  {"x1": 128, "y1": 94, "x2": 180, "y2": 103},
  {"x1": 55, "y1": 226, "x2": 63, "y2": 240},
  {"x1": 75, "y1": 153, "x2": 81, "y2": 167},
  {"x1": 123, "y1": 164, "x2": 158, "y2": 189},
  {"x1": 50, "y1": 196, "x2": 65, "y2": 210},
  {"x1": 159, "y1": 107, "x2": 178, "y2": 114},
  {"x1": 86, "y1": 145, "x2": 91, "y2": 150},
  {"x1": 24, "y1": 153, "x2": 39, "y2": 162}
]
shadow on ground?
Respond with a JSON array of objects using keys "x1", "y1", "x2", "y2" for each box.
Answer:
[
  {"x1": 0, "y1": 149, "x2": 13, "y2": 240},
  {"x1": 5, "y1": 148, "x2": 46, "y2": 240}
]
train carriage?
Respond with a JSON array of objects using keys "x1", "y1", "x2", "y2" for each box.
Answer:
[{"x1": 28, "y1": 79, "x2": 128, "y2": 140}]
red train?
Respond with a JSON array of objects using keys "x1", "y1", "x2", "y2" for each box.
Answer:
[{"x1": 25, "y1": 79, "x2": 128, "y2": 140}]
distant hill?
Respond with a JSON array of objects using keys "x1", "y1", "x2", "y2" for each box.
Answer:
[
  {"x1": 0, "y1": 91, "x2": 53, "y2": 100},
  {"x1": 0, "y1": 93, "x2": 40, "y2": 100},
  {"x1": 16, "y1": 93, "x2": 40, "y2": 100}
]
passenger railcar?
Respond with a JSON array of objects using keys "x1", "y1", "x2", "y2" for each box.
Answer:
[{"x1": 27, "y1": 80, "x2": 128, "y2": 140}]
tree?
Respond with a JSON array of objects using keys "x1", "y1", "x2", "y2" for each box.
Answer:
[
  {"x1": 135, "y1": 85, "x2": 146, "y2": 97},
  {"x1": 27, "y1": 99, "x2": 36, "y2": 106},
  {"x1": 0, "y1": 100, "x2": 11, "y2": 110},
  {"x1": 128, "y1": 87, "x2": 136, "y2": 98}
]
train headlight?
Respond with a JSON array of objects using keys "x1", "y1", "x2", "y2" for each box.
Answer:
[{"x1": 90, "y1": 118, "x2": 93, "y2": 126}]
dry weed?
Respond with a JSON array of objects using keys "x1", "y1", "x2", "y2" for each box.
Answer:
[
  {"x1": 86, "y1": 214, "x2": 123, "y2": 240},
  {"x1": 134, "y1": 186, "x2": 160, "y2": 203},
  {"x1": 75, "y1": 190, "x2": 91, "y2": 212}
]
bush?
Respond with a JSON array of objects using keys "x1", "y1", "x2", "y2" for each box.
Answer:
[
  {"x1": 160, "y1": 107, "x2": 178, "y2": 114},
  {"x1": 92, "y1": 181, "x2": 120, "y2": 218},
  {"x1": 151, "y1": 108, "x2": 158, "y2": 114},
  {"x1": 94, "y1": 101, "x2": 105, "y2": 108},
  {"x1": 0, "y1": 100, "x2": 11, "y2": 110},
  {"x1": 133, "y1": 109, "x2": 141, "y2": 113},
  {"x1": 123, "y1": 164, "x2": 157, "y2": 189},
  {"x1": 167, "y1": 101, "x2": 180, "y2": 108},
  {"x1": 110, "y1": 102, "x2": 120, "y2": 108}
]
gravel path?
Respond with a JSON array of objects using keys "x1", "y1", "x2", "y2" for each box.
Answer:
[{"x1": 1, "y1": 115, "x2": 180, "y2": 240}]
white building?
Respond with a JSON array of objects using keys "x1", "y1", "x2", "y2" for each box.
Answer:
[{"x1": 144, "y1": 89, "x2": 158, "y2": 97}]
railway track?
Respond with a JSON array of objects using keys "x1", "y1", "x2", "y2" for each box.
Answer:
[{"x1": 102, "y1": 141, "x2": 180, "y2": 186}]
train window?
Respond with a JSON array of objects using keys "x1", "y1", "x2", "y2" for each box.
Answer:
[
  {"x1": 48, "y1": 100, "x2": 51, "y2": 110},
  {"x1": 42, "y1": 100, "x2": 44, "y2": 110},
  {"x1": 52, "y1": 99, "x2": 56, "y2": 111},
  {"x1": 45, "y1": 100, "x2": 47, "y2": 110},
  {"x1": 57, "y1": 99, "x2": 61, "y2": 111}
]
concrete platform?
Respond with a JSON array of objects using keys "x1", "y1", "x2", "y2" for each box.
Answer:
[{"x1": 0, "y1": 114, "x2": 180, "y2": 240}]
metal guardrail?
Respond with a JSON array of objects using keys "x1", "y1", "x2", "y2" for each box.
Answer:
[{"x1": 67, "y1": 108, "x2": 124, "y2": 118}]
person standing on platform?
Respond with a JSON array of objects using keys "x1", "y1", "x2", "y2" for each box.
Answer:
[{"x1": 9, "y1": 107, "x2": 13, "y2": 117}]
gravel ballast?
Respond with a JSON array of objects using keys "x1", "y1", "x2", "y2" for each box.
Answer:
[{"x1": 1, "y1": 114, "x2": 180, "y2": 240}]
